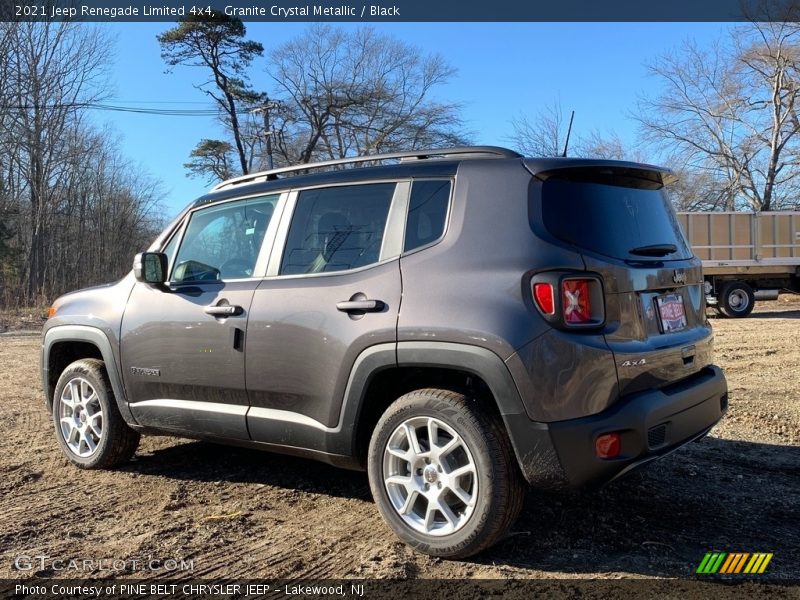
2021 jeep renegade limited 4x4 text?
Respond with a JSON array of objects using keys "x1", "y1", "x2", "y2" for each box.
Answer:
[{"x1": 42, "y1": 147, "x2": 728, "y2": 558}]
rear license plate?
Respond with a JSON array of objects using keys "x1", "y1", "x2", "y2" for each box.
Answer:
[{"x1": 656, "y1": 294, "x2": 687, "y2": 332}]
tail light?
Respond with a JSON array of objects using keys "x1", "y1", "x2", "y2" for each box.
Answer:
[
  {"x1": 533, "y1": 283, "x2": 555, "y2": 315},
  {"x1": 562, "y1": 279, "x2": 593, "y2": 324},
  {"x1": 531, "y1": 273, "x2": 605, "y2": 329}
]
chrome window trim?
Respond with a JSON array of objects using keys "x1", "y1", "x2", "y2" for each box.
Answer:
[
  {"x1": 266, "y1": 190, "x2": 298, "y2": 277},
  {"x1": 381, "y1": 181, "x2": 411, "y2": 261},
  {"x1": 251, "y1": 191, "x2": 289, "y2": 278}
]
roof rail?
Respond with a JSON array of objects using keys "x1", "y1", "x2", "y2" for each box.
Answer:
[{"x1": 211, "y1": 146, "x2": 522, "y2": 192}]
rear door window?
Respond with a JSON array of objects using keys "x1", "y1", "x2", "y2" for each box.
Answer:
[
  {"x1": 279, "y1": 183, "x2": 395, "y2": 275},
  {"x1": 541, "y1": 174, "x2": 693, "y2": 261}
]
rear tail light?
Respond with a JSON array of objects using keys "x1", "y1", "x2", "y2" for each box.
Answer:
[
  {"x1": 530, "y1": 273, "x2": 605, "y2": 329},
  {"x1": 562, "y1": 279, "x2": 593, "y2": 324},
  {"x1": 533, "y1": 283, "x2": 555, "y2": 315}
]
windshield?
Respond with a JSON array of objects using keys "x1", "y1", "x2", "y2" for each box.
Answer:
[{"x1": 540, "y1": 174, "x2": 693, "y2": 261}]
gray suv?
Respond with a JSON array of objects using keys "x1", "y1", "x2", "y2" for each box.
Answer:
[{"x1": 42, "y1": 147, "x2": 728, "y2": 558}]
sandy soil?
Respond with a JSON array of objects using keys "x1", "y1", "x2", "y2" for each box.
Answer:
[{"x1": 0, "y1": 299, "x2": 798, "y2": 585}]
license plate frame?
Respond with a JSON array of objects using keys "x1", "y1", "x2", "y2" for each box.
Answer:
[{"x1": 655, "y1": 293, "x2": 687, "y2": 333}]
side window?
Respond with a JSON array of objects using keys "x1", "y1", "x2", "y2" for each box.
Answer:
[
  {"x1": 172, "y1": 195, "x2": 278, "y2": 283},
  {"x1": 404, "y1": 180, "x2": 451, "y2": 252},
  {"x1": 279, "y1": 183, "x2": 395, "y2": 275}
]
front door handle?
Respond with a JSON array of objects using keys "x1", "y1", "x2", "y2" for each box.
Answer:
[
  {"x1": 336, "y1": 299, "x2": 385, "y2": 312},
  {"x1": 204, "y1": 304, "x2": 243, "y2": 317}
]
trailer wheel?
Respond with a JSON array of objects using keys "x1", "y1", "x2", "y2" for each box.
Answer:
[{"x1": 719, "y1": 281, "x2": 755, "y2": 318}]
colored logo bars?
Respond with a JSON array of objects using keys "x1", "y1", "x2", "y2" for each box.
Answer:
[{"x1": 696, "y1": 552, "x2": 774, "y2": 574}]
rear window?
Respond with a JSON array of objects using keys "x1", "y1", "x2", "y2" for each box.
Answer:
[{"x1": 541, "y1": 174, "x2": 693, "y2": 261}]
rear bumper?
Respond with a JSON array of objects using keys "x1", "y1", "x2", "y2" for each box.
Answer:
[{"x1": 505, "y1": 365, "x2": 728, "y2": 488}]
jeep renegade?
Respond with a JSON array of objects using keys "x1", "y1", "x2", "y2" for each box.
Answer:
[{"x1": 42, "y1": 147, "x2": 728, "y2": 558}]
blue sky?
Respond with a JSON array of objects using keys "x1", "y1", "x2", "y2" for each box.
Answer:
[{"x1": 105, "y1": 22, "x2": 731, "y2": 217}]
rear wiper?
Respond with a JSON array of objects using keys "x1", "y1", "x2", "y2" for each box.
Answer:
[{"x1": 629, "y1": 243, "x2": 677, "y2": 257}]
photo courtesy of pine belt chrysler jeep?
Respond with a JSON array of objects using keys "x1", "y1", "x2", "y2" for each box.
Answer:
[{"x1": 42, "y1": 147, "x2": 728, "y2": 558}]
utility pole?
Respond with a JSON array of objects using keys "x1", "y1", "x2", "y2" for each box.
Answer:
[{"x1": 251, "y1": 99, "x2": 282, "y2": 170}]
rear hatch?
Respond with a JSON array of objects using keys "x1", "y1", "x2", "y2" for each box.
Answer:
[{"x1": 528, "y1": 162, "x2": 712, "y2": 397}]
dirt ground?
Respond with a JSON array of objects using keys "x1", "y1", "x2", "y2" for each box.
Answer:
[{"x1": 0, "y1": 299, "x2": 798, "y2": 585}]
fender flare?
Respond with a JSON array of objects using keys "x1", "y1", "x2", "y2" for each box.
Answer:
[
  {"x1": 334, "y1": 341, "x2": 536, "y2": 463},
  {"x1": 42, "y1": 325, "x2": 137, "y2": 424},
  {"x1": 394, "y1": 341, "x2": 565, "y2": 487}
]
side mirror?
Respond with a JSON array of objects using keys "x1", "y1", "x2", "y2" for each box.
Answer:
[{"x1": 133, "y1": 252, "x2": 168, "y2": 285}]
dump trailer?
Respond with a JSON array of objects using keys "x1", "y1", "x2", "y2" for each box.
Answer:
[{"x1": 677, "y1": 211, "x2": 800, "y2": 317}]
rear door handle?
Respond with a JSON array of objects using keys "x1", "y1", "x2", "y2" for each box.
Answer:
[
  {"x1": 336, "y1": 299, "x2": 384, "y2": 312},
  {"x1": 204, "y1": 304, "x2": 243, "y2": 317}
]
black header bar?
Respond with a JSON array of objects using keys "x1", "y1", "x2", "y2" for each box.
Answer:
[{"x1": 2, "y1": 0, "x2": 800, "y2": 22}]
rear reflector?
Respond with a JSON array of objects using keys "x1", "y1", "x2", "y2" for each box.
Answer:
[
  {"x1": 533, "y1": 282, "x2": 555, "y2": 315},
  {"x1": 562, "y1": 279, "x2": 592, "y2": 324},
  {"x1": 595, "y1": 432, "x2": 621, "y2": 459}
]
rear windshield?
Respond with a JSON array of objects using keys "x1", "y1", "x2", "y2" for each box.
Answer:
[{"x1": 540, "y1": 174, "x2": 693, "y2": 261}]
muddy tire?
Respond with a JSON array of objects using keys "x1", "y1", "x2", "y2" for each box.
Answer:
[
  {"x1": 52, "y1": 358, "x2": 140, "y2": 469},
  {"x1": 367, "y1": 388, "x2": 525, "y2": 558}
]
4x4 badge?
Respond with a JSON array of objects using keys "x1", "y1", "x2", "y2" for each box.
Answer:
[
  {"x1": 673, "y1": 270, "x2": 687, "y2": 284},
  {"x1": 620, "y1": 359, "x2": 647, "y2": 367}
]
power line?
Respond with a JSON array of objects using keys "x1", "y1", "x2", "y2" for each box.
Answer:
[{"x1": 0, "y1": 100, "x2": 226, "y2": 116}]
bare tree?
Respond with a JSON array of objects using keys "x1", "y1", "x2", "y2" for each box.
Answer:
[
  {"x1": 508, "y1": 101, "x2": 568, "y2": 157},
  {"x1": 268, "y1": 25, "x2": 467, "y2": 165},
  {"x1": 158, "y1": 13, "x2": 264, "y2": 176},
  {"x1": 0, "y1": 23, "x2": 165, "y2": 307},
  {"x1": 509, "y1": 100, "x2": 651, "y2": 163},
  {"x1": 637, "y1": 22, "x2": 800, "y2": 212},
  {"x1": 5, "y1": 22, "x2": 112, "y2": 302}
]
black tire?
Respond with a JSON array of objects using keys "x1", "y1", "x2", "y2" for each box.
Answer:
[
  {"x1": 367, "y1": 388, "x2": 525, "y2": 558},
  {"x1": 52, "y1": 358, "x2": 140, "y2": 469},
  {"x1": 719, "y1": 281, "x2": 755, "y2": 318}
]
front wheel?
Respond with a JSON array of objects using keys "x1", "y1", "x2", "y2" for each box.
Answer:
[
  {"x1": 52, "y1": 358, "x2": 140, "y2": 469},
  {"x1": 367, "y1": 388, "x2": 525, "y2": 558}
]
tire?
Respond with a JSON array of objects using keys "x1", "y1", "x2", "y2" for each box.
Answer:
[
  {"x1": 367, "y1": 388, "x2": 525, "y2": 558},
  {"x1": 52, "y1": 358, "x2": 140, "y2": 469},
  {"x1": 719, "y1": 281, "x2": 755, "y2": 318}
]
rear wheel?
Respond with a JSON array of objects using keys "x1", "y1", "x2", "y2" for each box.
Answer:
[
  {"x1": 719, "y1": 281, "x2": 755, "y2": 318},
  {"x1": 52, "y1": 359, "x2": 140, "y2": 469},
  {"x1": 367, "y1": 388, "x2": 525, "y2": 558}
]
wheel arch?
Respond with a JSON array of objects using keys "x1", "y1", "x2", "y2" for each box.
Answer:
[
  {"x1": 342, "y1": 341, "x2": 530, "y2": 468},
  {"x1": 42, "y1": 325, "x2": 136, "y2": 424}
]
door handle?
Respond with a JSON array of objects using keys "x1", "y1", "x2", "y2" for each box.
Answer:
[
  {"x1": 336, "y1": 299, "x2": 385, "y2": 312},
  {"x1": 204, "y1": 304, "x2": 243, "y2": 317}
]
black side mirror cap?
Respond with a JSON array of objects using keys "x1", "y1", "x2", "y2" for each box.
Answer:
[{"x1": 133, "y1": 252, "x2": 168, "y2": 285}]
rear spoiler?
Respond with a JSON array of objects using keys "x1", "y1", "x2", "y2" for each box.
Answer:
[{"x1": 523, "y1": 158, "x2": 678, "y2": 187}]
